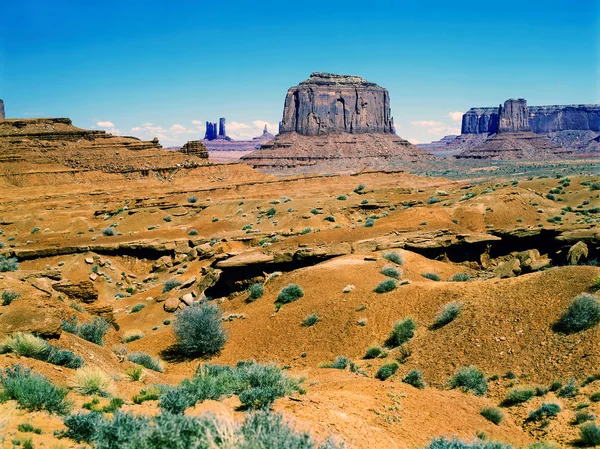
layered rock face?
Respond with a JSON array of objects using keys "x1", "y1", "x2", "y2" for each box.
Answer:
[
  {"x1": 461, "y1": 107, "x2": 498, "y2": 134},
  {"x1": 0, "y1": 99, "x2": 4, "y2": 120},
  {"x1": 498, "y1": 99, "x2": 530, "y2": 133},
  {"x1": 279, "y1": 72, "x2": 395, "y2": 136},
  {"x1": 204, "y1": 122, "x2": 217, "y2": 140},
  {"x1": 179, "y1": 140, "x2": 209, "y2": 158}
]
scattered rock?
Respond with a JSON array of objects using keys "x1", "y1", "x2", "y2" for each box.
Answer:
[
  {"x1": 164, "y1": 297, "x2": 180, "y2": 313},
  {"x1": 52, "y1": 280, "x2": 98, "y2": 303},
  {"x1": 85, "y1": 257, "x2": 94, "y2": 264},
  {"x1": 567, "y1": 241, "x2": 588, "y2": 265},
  {"x1": 495, "y1": 258, "x2": 521, "y2": 278}
]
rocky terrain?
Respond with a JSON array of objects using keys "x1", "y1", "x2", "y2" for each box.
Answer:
[{"x1": 0, "y1": 136, "x2": 599, "y2": 447}]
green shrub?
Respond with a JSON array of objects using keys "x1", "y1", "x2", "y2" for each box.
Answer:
[
  {"x1": 0, "y1": 333, "x2": 49, "y2": 359},
  {"x1": 77, "y1": 318, "x2": 110, "y2": 346},
  {"x1": 163, "y1": 215, "x2": 172, "y2": 222},
  {"x1": 173, "y1": 301, "x2": 227, "y2": 357},
  {"x1": 47, "y1": 347, "x2": 84, "y2": 369},
  {"x1": 302, "y1": 313, "x2": 319, "y2": 327},
  {"x1": 558, "y1": 378, "x2": 579, "y2": 398},
  {"x1": 130, "y1": 303, "x2": 146, "y2": 313},
  {"x1": 527, "y1": 403, "x2": 561, "y2": 422},
  {"x1": 503, "y1": 387, "x2": 535, "y2": 406},
  {"x1": 580, "y1": 422, "x2": 600, "y2": 446},
  {"x1": 122, "y1": 329, "x2": 144, "y2": 343},
  {"x1": 163, "y1": 278, "x2": 182, "y2": 293},
  {"x1": 535, "y1": 385, "x2": 549, "y2": 396},
  {"x1": 276, "y1": 284, "x2": 304, "y2": 305},
  {"x1": 448, "y1": 366, "x2": 488, "y2": 396},
  {"x1": 336, "y1": 194, "x2": 347, "y2": 200},
  {"x1": 128, "y1": 352, "x2": 164, "y2": 373},
  {"x1": 590, "y1": 391, "x2": 600, "y2": 402},
  {"x1": 376, "y1": 362, "x2": 399, "y2": 381},
  {"x1": 451, "y1": 273, "x2": 470, "y2": 282},
  {"x1": 380, "y1": 265, "x2": 401, "y2": 279},
  {"x1": 0, "y1": 365, "x2": 71, "y2": 415},
  {"x1": 364, "y1": 218, "x2": 375, "y2": 227},
  {"x1": 62, "y1": 411, "x2": 106, "y2": 443},
  {"x1": 364, "y1": 346, "x2": 383, "y2": 359},
  {"x1": 2, "y1": 290, "x2": 20, "y2": 306},
  {"x1": 480, "y1": 407, "x2": 503, "y2": 425},
  {"x1": 329, "y1": 356, "x2": 350, "y2": 370},
  {"x1": 353, "y1": 184, "x2": 366, "y2": 194},
  {"x1": 422, "y1": 272, "x2": 441, "y2": 281},
  {"x1": 188, "y1": 229, "x2": 199, "y2": 235},
  {"x1": 427, "y1": 196, "x2": 441, "y2": 204},
  {"x1": 431, "y1": 302, "x2": 463, "y2": 329},
  {"x1": 553, "y1": 293, "x2": 600, "y2": 334},
  {"x1": 324, "y1": 215, "x2": 335, "y2": 222},
  {"x1": 95, "y1": 411, "x2": 151, "y2": 449},
  {"x1": 425, "y1": 438, "x2": 513, "y2": 448},
  {"x1": 383, "y1": 252, "x2": 404, "y2": 265},
  {"x1": 187, "y1": 196, "x2": 198, "y2": 203},
  {"x1": 386, "y1": 318, "x2": 416, "y2": 348},
  {"x1": 549, "y1": 380, "x2": 562, "y2": 392},
  {"x1": 72, "y1": 367, "x2": 114, "y2": 397},
  {"x1": 0, "y1": 255, "x2": 19, "y2": 272},
  {"x1": 159, "y1": 386, "x2": 196, "y2": 414},
  {"x1": 248, "y1": 283, "x2": 264, "y2": 301},
  {"x1": 574, "y1": 411, "x2": 595, "y2": 424},
  {"x1": 132, "y1": 385, "x2": 162, "y2": 404},
  {"x1": 102, "y1": 228, "x2": 115, "y2": 236},
  {"x1": 374, "y1": 279, "x2": 397, "y2": 293},
  {"x1": 402, "y1": 370, "x2": 425, "y2": 389},
  {"x1": 17, "y1": 423, "x2": 42, "y2": 434}
]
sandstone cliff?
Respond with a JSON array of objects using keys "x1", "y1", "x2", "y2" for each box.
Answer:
[
  {"x1": 498, "y1": 99, "x2": 530, "y2": 133},
  {"x1": 279, "y1": 72, "x2": 395, "y2": 136},
  {"x1": 179, "y1": 140, "x2": 209, "y2": 158}
]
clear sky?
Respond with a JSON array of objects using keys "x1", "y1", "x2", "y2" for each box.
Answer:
[{"x1": 0, "y1": 0, "x2": 598, "y2": 145}]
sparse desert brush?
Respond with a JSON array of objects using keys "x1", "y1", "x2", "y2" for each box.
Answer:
[
  {"x1": 0, "y1": 255, "x2": 19, "y2": 272},
  {"x1": 47, "y1": 347, "x2": 84, "y2": 369},
  {"x1": 480, "y1": 407, "x2": 503, "y2": 425},
  {"x1": 450, "y1": 273, "x2": 470, "y2": 282},
  {"x1": 382, "y1": 251, "x2": 404, "y2": 265},
  {"x1": 324, "y1": 356, "x2": 350, "y2": 370},
  {"x1": 580, "y1": 422, "x2": 600, "y2": 446},
  {"x1": 324, "y1": 215, "x2": 335, "y2": 222},
  {"x1": 76, "y1": 317, "x2": 110, "y2": 346},
  {"x1": 553, "y1": 293, "x2": 600, "y2": 334},
  {"x1": 422, "y1": 272, "x2": 441, "y2": 281},
  {"x1": 424, "y1": 437, "x2": 513, "y2": 448},
  {"x1": 427, "y1": 196, "x2": 441, "y2": 204},
  {"x1": 130, "y1": 303, "x2": 146, "y2": 313},
  {"x1": 62, "y1": 411, "x2": 106, "y2": 443},
  {"x1": 188, "y1": 229, "x2": 199, "y2": 235},
  {"x1": 0, "y1": 332, "x2": 49, "y2": 359},
  {"x1": 402, "y1": 370, "x2": 425, "y2": 389},
  {"x1": 276, "y1": 284, "x2": 304, "y2": 305},
  {"x1": 503, "y1": 387, "x2": 535, "y2": 406},
  {"x1": 126, "y1": 365, "x2": 146, "y2": 382},
  {"x1": 590, "y1": 391, "x2": 600, "y2": 402},
  {"x1": 386, "y1": 318, "x2": 416, "y2": 348},
  {"x1": 574, "y1": 411, "x2": 595, "y2": 424},
  {"x1": 2, "y1": 290, "x2": 20, "y2": 306},
  {"x1": 448, "y1": 366, "x2": 488, "y2": 396},
  {"x1": 592, "y1": 276, "x2": 600, "y2": 291},
  {"x1": 248, "y1": 283, "x2": 264, "y2": 302},
  {"x1": 17, "y1": 423, "x2": 42, "y2": 434},
  {"x1": 102, "y1": 228, "x2": 115, "y2": 236},
  {"x1": 133, "y1": 385, "x2": 162, "y2": 404},
  {"x1": 122, "y1": 329, "x2": 144, "y2": 343},
  {"x1": 558, "y1": 378, "x2": 579, "y2": 398},
  {"x1": 364, "y1": 346, "x2": 384, "y2": 359},
  {"x1": 0, "y1": 364, "x2": 72, "y2": 415},
  {"x1": 380, "y1": 265, "x2": 401, "y2": 279},
  {"x1": 173, "y1": 300, "x2": 227, "y2": 357},
  {"x1": 72, "y1": 367, "x2": 115, "y2": 397},
  {"x1": 431, "y1": 302, "x2": 463, "y2": 329},
  {"x1": 376, "y1": 362, "x2": 399, "y2": 381},
  {"x1": 302, "y1": 313, "x2": 319, "y2": 327},
  {"x1": 374, "y1": 279, "x2": 397, "y2": 293},
  {"x1": 527, "y1": 403, "x2": 561, "y2": 422},
  {"x1": 187, "y1": 196, "x2": 198, "y2": 203},
  {"x1": 128, "y1": 352, "x2": 164, "y2": 373},
  {"x1": 163, "y1": 278, "x2": 182, "y2": 293}
]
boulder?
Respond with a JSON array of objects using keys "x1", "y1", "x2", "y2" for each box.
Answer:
[
  {"x1": 0, "y1": 305, "x2": 62, "y2": 339},
  {"x1": 164, "y1": 297, "x2": 180, "y2": 313},
  {"x1": 567, "y1": 241, "x2": 588, "y2": 265},
  {"x1": 52, "y1": 280, "x2": 98, "y2": 303},
  {"x1": 495, "y1": 258, "x2": 521, "y2": 278},
  {"x1": 516, "y1": 249, "x2": 551, "y2": 272}
]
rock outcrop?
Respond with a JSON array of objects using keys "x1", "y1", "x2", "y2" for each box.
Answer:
[
  {"x1": 461, "y1": 107, "x2": 499, "y2": 135},
  {"x1": 0, "y1": 99, "x2": 4, "y2": 120},
  {"x1": 455, "y1": 132, "x2": 570, "y2": 160},
  {"x1": 499, "y1": 99, "x2": 530, "y2": 133},
  {"x1": 204, "y1": 122, "x2": 218, "y2": 140},
  {"x1": 279, "y1": 72, "x2": 395, "y2": 136},
  {"x1": 219, "y1": 117, "x2": 226, "y2": 138},
  {"x1": 179, "y1": 140, "x2": 209, "y2": 158}
]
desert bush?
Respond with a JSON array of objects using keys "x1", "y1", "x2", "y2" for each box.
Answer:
[
  {"x1": 122, "y1": 329, "x2": 144, "y2": 343},
  {"x1": 380, "y1": 265, "x2": 401, "y2": 279},
  {"x1": 386, "y1": 318, "x2": 416, "y2": 348},
  {"x1": 364, "y1": 346, "x2": 383, "y2": 359},
  {"x1": 72, "y1": 367, "x2": 114, "y2": 397},
  {"x1": 374, "y1": 279, "x2": 397, "y2": 293},
  {"x1": 365, "y1": 218, "x2": 375, "y2": 227},
  {"x1": 354, "y1": 184, "x2": 366, "y2": 193},
  {"x1": 163, "y1": 278, "x2": 182, "y2": 293},
  {"x1": 480, "y1": 407, "x2": 504, "y2": 425},
  {"x1": 17, "y1": 423, "x2": 42, "y2": 434},
  {"x1": 0, "y1": 333, "x2": 50, "y2": 359},
  {"x1": 62, "y1": 411, "x2": 106, "y2": 443},
  {"x1": 527, "y1": 403, "x2": 561, "y2": 422},
  {"x1": 128, "y1": 352, "x2": 164, "y2": 373},
  {"x1": 77, "y1": 318, "x2": 110, "y2": 346},
  {"x1": 94, "y1": 411, "x2": 151, "y2": 449},
  {"x1": 431, "y1": 302, "x2": 463, "y2": 329},
  {"x1": 132, "y1": 385, "x2": 162, "y2": 404},
  {"x1": 328, "y1": 356, "x2": 350, "y2": 370},
  {"x1": 47, "y1": 347, "x2": 84, "y2": 369},
  {"x1": 402, "y1": 370, "x2": 425, "y2": 389},
  {"x1": 448, "y1": 366, "x2": 488, "y2": 396},
  {"x1": 427, "y1": 196, "x2": 441, "y2": 204},
  {"x1": 558, "y1": 378, "x2": 579, "y2": 398},
  {"x1": 302, "y1": 313, "x2": 319, "y2": 327},
  {"x1": 424, "y1": 438, "x2": 513, "y2": 448},
  {"x1": 2, "y1": 290, "x2": 20, "y2": 306},
  {"x1": 451, "y1": 273, "x2": 470, "y2": 282},
  {"x1": 277, "y1": 284, "x2": 304, "y2": 305},
  {"x1": 187, "y1": 196, "x2": 198, "y2": 203},
  {"x1": 130, "y1": 303, "x2": 145, "y2": 313},
  {"x1": 535, "y1": 385, "x2": 549, "y2": 396},
  {"x1": 0, "y1": 255, "x2": 19, "y2": 272},
  {"x1": 422, "y1": 272, "x2": 441, "y2": 281},
  {"x1": 159, "y1": 386, "x2": 196, "y2": 414},
  {"x1": 574, "y1": 411, "x2": 595, "y2": 424},
  {"x1": 503, "y1": 387, "x2": 535, "y2": 406},
  {"x1": 0, "y1": 364, "x2": 71, "y2": 414},
  {"x1": 580, "y1": 422, "x2": 600, "y2": 446},
  {"x1": 590, "y1": 391, "x2": 600, "y2": 402},
  {"x1": 553, "y1": 293, "x2": 600, "y2": 334},
  {"x1": 323, "y1": 215, "x2": 335, "y2": 222},
  {"x1": 102, "y1": 228, "x2": 115, "y2": 236},
  {"x1": 173, "y1": 301, "x2": 227, "y2": 357},
  {"x1": 383, "y1": 251, "x2": 404, "y2": 265},
  {"x1": 126, "y1": 366, "x2": 145, "y2": 382},
  {"x1": 376, "y1": 362, "x2": 399, "y2": 381},
  {"x1": 549, "y1": 380, "x2": 562, "y2": 392},
  {"x1": 248, "y1": 283, "x2": 264, "y2": 301},
  {"x1": 188, "y1": 229, "x2": 199, "y2": 235}
]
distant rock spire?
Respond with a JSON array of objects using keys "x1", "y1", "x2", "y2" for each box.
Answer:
[
  {"x1": 219, "y1": 117, "x2": 226, "y2": 138},
  {"x1": 204, "y1": 122, "x2": 217, "y2": 140},
  {"x1": 0, "y1": 99, "x2": 4, "y2": 120},
  {"x1": 263, "y1": 124, "x2": 268, "y2": 135}
]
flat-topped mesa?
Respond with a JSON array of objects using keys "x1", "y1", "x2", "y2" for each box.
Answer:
[
  {"x1": 499, "y1": 98, "x2": 530, "y2": 133},
  {"x1": 179, "y1": 140, "x2": 208, "y2": 158},
  {"x1": 461, "y1": 107, "x2": 499, "y2": 134},
  {"x1": 0, "y1": 99, "x2": 4, "y2": 120},
  {"x1": 279, "y1": 72, "x2": 395, "y2": 136}
]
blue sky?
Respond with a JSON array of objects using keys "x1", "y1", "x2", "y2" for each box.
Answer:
[{"x1": 0, "y1": 0, "x2": 598, "y2": 145}]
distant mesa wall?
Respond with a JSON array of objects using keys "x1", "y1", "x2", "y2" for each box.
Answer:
[
  {"x1": 279, "y1": 72, "x2": 395, "y2": 136},
  {"x1": 0, "y1": 99, "x2": 4, "y2": 120},
  {"x1": 204, "y1": 117, "x2": 230, "y2": 141},
  {"x1": 462, "y1": 99, "x2": 600, "y2": 134}
]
